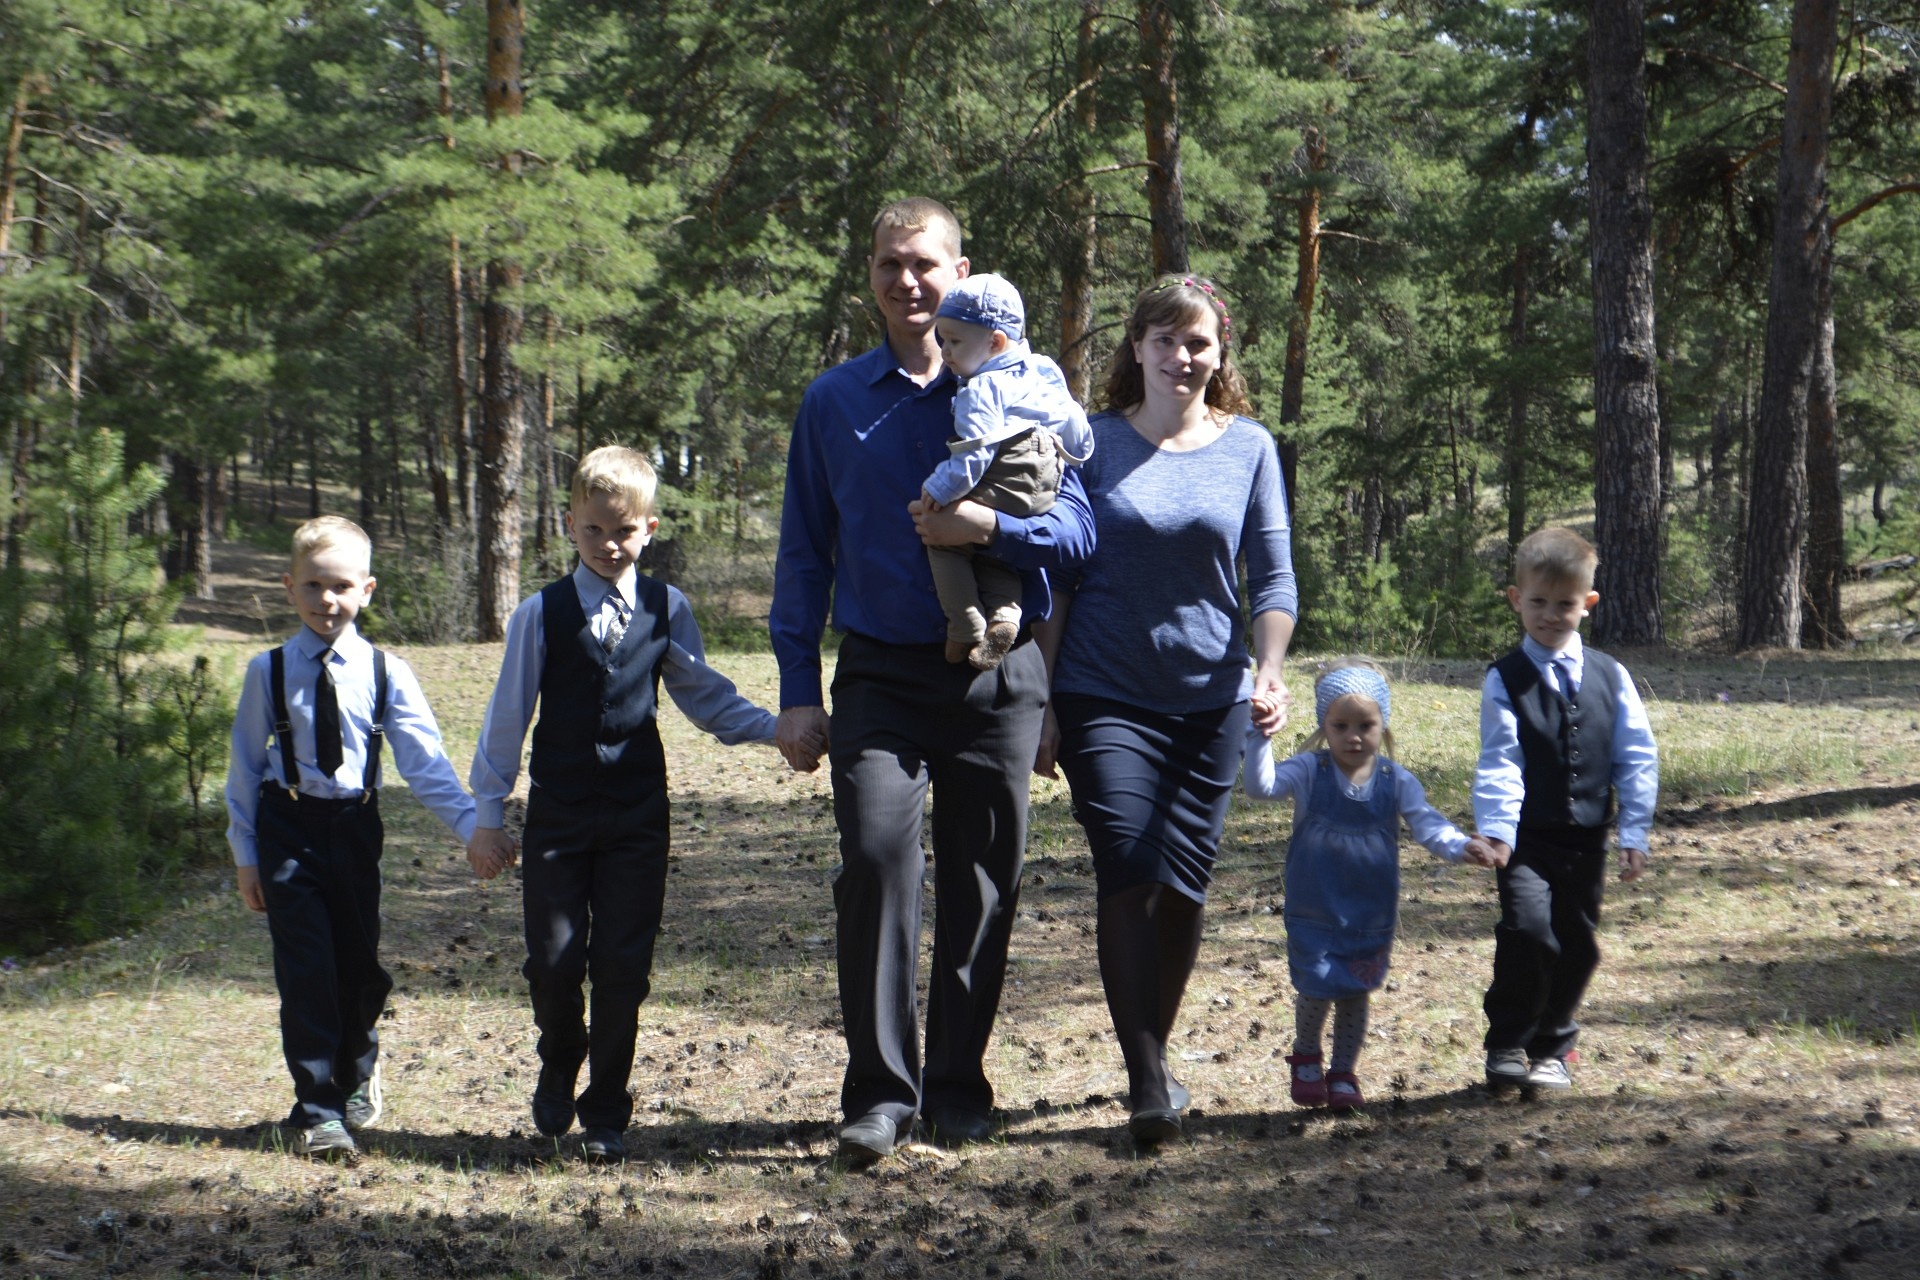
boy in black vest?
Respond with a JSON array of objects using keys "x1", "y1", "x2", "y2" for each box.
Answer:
[
  {"x1": 1472, "y1": 527, "x2": 1659, "y2": 1094},
  {"x1": 225, "y1": 516, "x2": 479, "y2": 1159},
  {"x1": 467, "y1": 446, "x2": 792, "y2": 1163}
]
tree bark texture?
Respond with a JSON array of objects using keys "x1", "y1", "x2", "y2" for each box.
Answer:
[
  {"x1": 1801, "y1": 244, "x2": 1846, "y2": 647},
  {"x1": 1586, "y1": 0, "x2": 1665, "y2": 647},
  {"x1": 1739, "y1": 0, "x2": 1837, "y2": 650},
  {"x1": 1278, "y1": 129, "x2": 1326, "y2": 431},
  {"x1": 1138, "y1": 0, "x2": 1187, "y2": 275},
  {"x1": 477, "y1": 259, "x2": 525, "y2": 641},
  {"x1": 1058, "y1": 1, "x2": 1099, "y2": 403}
]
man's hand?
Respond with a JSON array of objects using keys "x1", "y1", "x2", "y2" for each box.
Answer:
[
  {"x1": 909, "y1": 495, "x2": 996, "y2": 547},
  {"x1": 1033, "y1": 703, "x2": 1062, "y2": 779},
  {"x1": 236, "y1": 864, "x2": 266, "y2": 913},
  {"x1": 1619, "y1": 847, "x2": 1648, "y2": 883},
  {"x1": 778, "y1": 706, "x2": 830, "y2": 773},
  {"x1": 467, "y1": 827, "x2": 519, "y2": 880}
]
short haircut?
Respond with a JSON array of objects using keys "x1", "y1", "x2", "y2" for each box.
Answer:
[
  {"x1": 571, "y1": 445, "x2": 658, "y2": 518},
  {"x1": 290, "y1": 516, "x2": 372, "y2": 572},
  {"x1": 1514, "y1": 527, "x2": 1598, "y2": 589},
  {"x1": 1098, "y1": 274, "x2": 1252, "y2": 417},
  {"x1": 871, "y1": 196, "x2": 963, "y2": 258}
]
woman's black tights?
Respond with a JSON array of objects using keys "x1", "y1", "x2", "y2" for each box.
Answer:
[{"x1": 1097, "y1": 881, "x2": 1203, "y2": 1112}]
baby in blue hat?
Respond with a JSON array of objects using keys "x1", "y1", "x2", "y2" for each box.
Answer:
[{"x1": 925, "y1": 273, "x2": 1095, "y2": 670}]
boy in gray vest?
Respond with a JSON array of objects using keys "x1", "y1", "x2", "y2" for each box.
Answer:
[
  {"x1": 467, "y1": 446, "x2": 793, "y2": 1162},
  {"x1": 1472, "y1": 527, "x2": 1659, "y2": 1094}
]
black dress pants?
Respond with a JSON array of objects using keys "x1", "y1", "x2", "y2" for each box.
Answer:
[
  {"x1": 256, "y1": 786, "x2": 388, "y2": 1130},
  {"x1": 1483, "y1": 823, "x2": 1610, "y2": 1061},
  {"x1": 520, "y1": 784, "x2": 670, "y2": 1132},
  {"x1": 828, "y1": 631, "x2": 1048, "y2": 1125}
]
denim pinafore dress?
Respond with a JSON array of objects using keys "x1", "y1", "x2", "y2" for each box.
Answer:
[{"x1": 1284, "y1": 752, "x2": 1403, "y2": 999}]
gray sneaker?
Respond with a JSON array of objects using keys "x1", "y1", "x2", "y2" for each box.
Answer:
[
  {"x1": 1484, "y1": 1048, "x2": 1530, "y2": 1089},
  {"x1": 292, "y1": 1120, "x2": 358, "y2": 1160},
  {"x1": 1524, "y1": 1057, "x2": 1573, "y2": 1091},
  {"x1": 344, "y1": 1062, "x2": 383, "y2": 1131}
]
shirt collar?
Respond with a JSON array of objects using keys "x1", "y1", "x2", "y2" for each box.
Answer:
[
  {"x1": 1521, "y1": 633, "x2": 1583, "y2": 668},
  {"x1": 573, "y1": 561, "x2": 634, "y2": 608},
  {"x1": 856, "y1": 341, "x2": 955, "y2": 394},
  {"x1": 292, "y1": 622, "x2": 367, "y2": 662},
  {"x1": 971, "y1": 339, "x2": 1032, "y2": 378}
]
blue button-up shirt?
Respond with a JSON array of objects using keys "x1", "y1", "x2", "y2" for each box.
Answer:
[
  {"x1": 469, "y1": 565, "x2": 777, "y2": 828},
  {"x1": 770, "y1": 343, "x2": 1096, "y2": 708},
  {"x1": 224, "y1": 623, "x2": 477, "y2": 867},
  {"x1": 1472, "y1": 635, "x2": 1660, "y2": 852}
]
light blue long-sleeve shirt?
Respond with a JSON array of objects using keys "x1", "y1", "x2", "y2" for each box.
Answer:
[
  {"x1": 1243, "y1": 732, "x2": 1472, "y2": 862},
  {"x1": 469, "y1": 565, "x2": 776, "y2": 828},
  {"x1": 224, "y1": 623, "x2": 477, "y2": 867},
  {"x1": 923, "y1": 342, "x2": 1095, "y2": 506},
  {"x1": 1472, "y1": 634, "x2": 1659, "y2": 852}
]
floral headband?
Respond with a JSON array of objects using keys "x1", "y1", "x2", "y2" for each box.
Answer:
[{"x1": 1152, "y1": 276, "x2": 1232, "y2": 346}]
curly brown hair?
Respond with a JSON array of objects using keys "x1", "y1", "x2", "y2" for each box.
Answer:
[{"x1": 1097, "y1": 274, "x2": 1253, "y2": 417}]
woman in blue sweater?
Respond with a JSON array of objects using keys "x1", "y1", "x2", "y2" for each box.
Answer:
[{"x1": 1034, "y1": 275, "x2": 1297, "y2": 1144}]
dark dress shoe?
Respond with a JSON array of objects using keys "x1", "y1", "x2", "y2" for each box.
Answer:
[
  {"x1": 580, "y1": 1127, "x2": 627, "y2": 1163},
  {"x1": 531, "y1": 1090, "x2": 575, "y2": 1138},
  {"x1": 923, "y1": 1105, "x2": 994, "y2": 1148},
  {"x1": 837, "y1": 1112, "x2": 897, "y2": 1165},
  {"x1": 1128, "y1": 1107, "x2": 1183, "y2": 1146}
]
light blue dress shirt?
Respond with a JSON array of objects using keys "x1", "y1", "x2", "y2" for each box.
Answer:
[
  {"x1": 224, "y1": 623, "x2": 478, "y2": 867},
  {"x1": 923, "y1": 342, "x2": 1096, "y2": 506},
  {"x1": 468, "y1": 565, "x2": 777, "y2": 829},
  {"x1": 1472, "y1": 635, "x2": 1660, "y2": 852},
  {"x1": 1242, "y1": 731, "x2": 1472, "y2": 862}
]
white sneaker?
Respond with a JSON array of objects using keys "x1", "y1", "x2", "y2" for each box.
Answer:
[
  {"x1": 344, "y1": 1060, "x2": 383, "y2": 1130},
  {"x1": 1524, "y1": 1057, "x2": 1573, "y2": 1091}
]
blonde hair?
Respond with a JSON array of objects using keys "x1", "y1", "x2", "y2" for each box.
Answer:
[
  {"x1": 871, "y1": 196, "x2": 964, "y2": 258},
  {"x1": 290, "y1": 516, "x2": 372, "y2": 572},
  {"x1": 571, "y1": 445, "x2": 658, "y2": 518},
  {"x1": 1514, "y1": 527, "x2": 1598, "y2": 591},
  {"x1": 1297, "y1": 657, "x2": 1397, "y2": 758},
  {"x1": 1099, "y1": 274, "x2": 1252, "y2": 417}
]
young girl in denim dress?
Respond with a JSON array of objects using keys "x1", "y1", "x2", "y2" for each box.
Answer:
[{"x1": 1244, "y1": 660, "x2": 1502, "y2": 1109}]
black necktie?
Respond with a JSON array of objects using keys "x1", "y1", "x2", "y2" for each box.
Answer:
[{"x1": 315, "y1": 647, "x2": 343, "y2": 777}]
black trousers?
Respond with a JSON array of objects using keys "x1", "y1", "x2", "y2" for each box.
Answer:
[
  {"x1": 256, "y1": 786, "x2": 388, "y2": 1130},
  {"x1": 828, "y1": 631, "x2": 1048, "y2": 1125},
  {"x1": 1483, "y1": 824, "x2": 1610, "y2": 1061},
  {"x1": 520, "y1": 784, "x2": 670, "y2": 1132}
]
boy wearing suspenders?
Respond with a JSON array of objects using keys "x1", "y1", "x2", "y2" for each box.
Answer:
[{"x1": 224, "y1": 517, "x2": 479, "y2": 1158}]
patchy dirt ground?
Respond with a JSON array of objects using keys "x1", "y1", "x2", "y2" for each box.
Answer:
[{"x1": 3, "y1": 537, "x2": 1919, "y2": 1279}]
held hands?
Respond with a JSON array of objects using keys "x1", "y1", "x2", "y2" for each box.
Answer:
[
  {"x1": 466, "y1": 827, "x2": 520, "y2": 880},
  {"x1": 236, "y1": 864, "x2": 266, "y2": 913},
  {"x1": 1619, "y1": 848, "x2": 1648, "y2": 883},
  {"x1": 1462, "y1": 836, "x2": 1509, "y2": 869},
  {"x1": 1250, "y1": 681, "x2": 1290, "y2": 737},
  {"x1": 777, "y1": 706, "x2": 830, "y2": 773}
]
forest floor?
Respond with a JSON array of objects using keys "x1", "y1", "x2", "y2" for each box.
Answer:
[{"x1": 3, "y1": 540, "x2": 1920, "y2": 1279}]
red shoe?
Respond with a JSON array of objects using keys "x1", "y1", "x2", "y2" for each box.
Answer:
[
  {"x1": 1325, "y1": 1071, "x2": 1365, "y2": 1111},
  {"x1": 1286, "y1": 1053, "x2": 1328, "y2": 1107}
]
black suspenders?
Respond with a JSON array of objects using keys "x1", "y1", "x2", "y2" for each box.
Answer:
[{"x1": 269, "y1": 644, "x2": 388, "y2": 800}]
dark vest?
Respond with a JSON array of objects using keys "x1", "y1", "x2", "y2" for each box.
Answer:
[
  {"x1": 529, "y1": 574, "x2": 672, "y2": 803},
  {"x1": 1492, "y1": 646, "x2": 1622, "y2": 832}
]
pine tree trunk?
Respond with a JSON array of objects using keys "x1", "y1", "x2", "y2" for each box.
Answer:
[
  {"x1": 1138, "y1": 0, "x2": 1187, "y2": 274},
  {"x1": 1586, "y1": 0, "x2": 1664, "y2": 647},
  {"x1": 476, "y1": 0, "x2": 527, "y2": 641},
  {"x1": 414, "y1": 290, "x2": 452, "y2": 529},
  {"x1": 1801, "y1": 243, "x2": 1846, "y2": 647},
  {"x1": 1276, "y1": 128, "x2": 1328, "y2": 521},
  {"x1": 1058, "y1": 1, "x2": 1099, "y2": 404},
  {"x1": 1505, "y1": 244, "x2": 1532, "y2": 562},
  {"x1": 1738, "y1": 0, "x2": 1838, "y2": 651}
]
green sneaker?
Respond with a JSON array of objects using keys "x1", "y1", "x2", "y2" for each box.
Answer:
[
  {"x1": 344, "y1": 1062, "x2": 383, "y2": 1131},
  {"x1": 292, "y1": 1120, "x2": 358, "y2": 1160}
]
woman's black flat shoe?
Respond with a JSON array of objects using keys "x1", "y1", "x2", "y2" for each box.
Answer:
[{"x1": 1128, "y1": 1107, "x2": 1183, "y2": 1145}]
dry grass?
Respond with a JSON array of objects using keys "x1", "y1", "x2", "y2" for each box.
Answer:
[{"x1": 4, "y1": 643, "x2": 1920, "y2": 1279}]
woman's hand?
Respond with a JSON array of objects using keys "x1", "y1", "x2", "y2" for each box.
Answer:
[
  {"x1": 1034, "y1": 703, "x2": 1062, "y2": 778},
  {"x1": 1250, "y1": 675, "x2": 1290, "y2": 736}
]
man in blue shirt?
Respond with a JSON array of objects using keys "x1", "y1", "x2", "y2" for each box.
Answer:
[{"x1": 771, "y1": 197, "x2": 1095, "y2": 1164}]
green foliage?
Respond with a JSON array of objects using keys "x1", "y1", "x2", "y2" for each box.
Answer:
[{"x1": 0, "y1": 432, "x2": 232, "y2": 954}]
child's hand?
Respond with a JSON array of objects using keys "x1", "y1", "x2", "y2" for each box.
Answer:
[
  {"x1": 919, "y1": 489, "x2": 944, "y2": 513},
  {"x1": 236, "y1": 864, "x2": 267, "y2": 913},
  {"x1": 1249, "y1": 682, "x2": 1290, "y2": 736},
  {"x1": 1462, "y1": 836, "x2": 1506, "y2": 868},
  {"x1": 1619, "y1": 847, "x2": 1648, "y2": 883},
  {"x1": 467, "y1": 827, "x2": 518, "y2": 880}
]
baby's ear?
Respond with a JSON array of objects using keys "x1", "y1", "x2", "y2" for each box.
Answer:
[{"x1": 991, "y1": 331, "x2": 1011, "y2": 352}]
